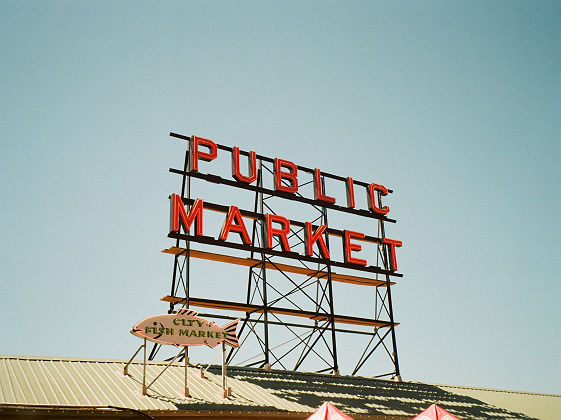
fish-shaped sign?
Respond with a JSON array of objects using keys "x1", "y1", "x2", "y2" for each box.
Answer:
[{"x1": 131, "y1": 308, "x2": 240, "y2": 348}]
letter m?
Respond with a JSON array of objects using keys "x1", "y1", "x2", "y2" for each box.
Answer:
[{"x1": 170, "y1": 194, "x2": 204, "y2": 235}]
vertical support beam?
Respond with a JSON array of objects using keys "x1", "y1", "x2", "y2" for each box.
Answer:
[
  {"x1": 142, "y1": 338, "x2": 147, "y2": 395},
  {"x1": 227, "y1": 167, "x2": 262, "y2": 365},
  {"x1": 163, "y1": 141, "x2": 193, "y2": 361},
  {"x1": 222, "y1": 341, "x2": 226, "y2": 389},
  {"x1": 183, "y1": 139, "x2": 192, "y2": 362},
  {"x1": 169, "y1": 147, "x2": 191, "y2": 313},
  {"x1": 258, "y1": 160, "x2": 270, "y2": 369},
  {"x1": 222, "y1": 341, "x2": 231, "y2": 398},
  {"x1": 379, "y1": 200, "x2": 400, "y2": 379},
  {"x1": 321, "y1": 177, "x2": 339, "y2": 375},
  {"x1": 184, "y1": 347, "x2": 190, "y2": 397}
]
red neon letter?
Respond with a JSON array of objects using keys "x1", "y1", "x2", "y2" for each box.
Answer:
[
  {"x1": 343, "y1": 230, "x2": 367, "y2": 266},
  {"x1": 367, "y1": 183, "x2": 390, "y2": 215},
  {"x1": 382, "y1": 238, "x2": 402, "y2": 271},
  {"x1": 346, "y1": 177, "x2": 355, "y2": 208},
  {"x1": 170, "y1": 194, "x2": 203, "y2": 236},
  {"x1": 232, "y1": 146, "x2": 257, "y2": 184},
  {"x1": 219, "y1": 206, "x2": 251, "y2": 245},
  {"x1": 274, "y1": 158, "x2": 298, "y2": 194},
  {"x1": 313, "y1": 169, "x2": 336, "y2": 204},
  {"x1": 304, "y1": 222, "x2": 330, "y2": 259},
  {"x1": 191, "y1": 136, "x2": 217, "y2": 172},
  {"x1": 265, "y1": 213, "x2": 291, "y2": 252}
]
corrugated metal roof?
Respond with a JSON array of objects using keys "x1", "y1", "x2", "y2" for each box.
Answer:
[
  {"x1": 0, "y1": 356, "x2": 312, "y2": 414},
  {"x1": 1, "y1": 356, "x2": 559, "y2": 419},
  {"x1": 437, "y1": 384, "x2": 561, "y2": 420}
]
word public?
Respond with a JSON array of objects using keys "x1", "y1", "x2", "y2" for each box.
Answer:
[{"x1": 170, "y1": 136, "x2": 403, "y2": 271}]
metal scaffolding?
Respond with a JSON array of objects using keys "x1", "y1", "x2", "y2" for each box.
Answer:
[{"x1": 156, "y1": 132, "x2": 402, "y2": 379}]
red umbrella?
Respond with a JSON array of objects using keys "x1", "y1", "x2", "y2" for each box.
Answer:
[
  {"x1": 306, "y1": 401, "x2": 354, "y2": 420},
  {"x1": 411, "y1": 403, "x2": 462, "y2": 420}
]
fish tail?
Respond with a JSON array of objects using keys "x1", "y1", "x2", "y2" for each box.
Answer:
[{"x1": 222, "y1": 318, "x2": 240, "y2": 347}]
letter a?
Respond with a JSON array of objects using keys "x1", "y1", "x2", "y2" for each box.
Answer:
[{"x1": 219, "y1": 206, "x2": 251, "y2": 244}]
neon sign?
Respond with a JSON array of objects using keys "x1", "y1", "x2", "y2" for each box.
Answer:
[{"x1": 169, "y1": 135, "x2": 402, "y2": 273}]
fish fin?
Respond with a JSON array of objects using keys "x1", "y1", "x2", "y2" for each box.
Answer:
[
  {"x1": 222, "y1": 318, "x2": 240, "y2": 347},
  {"x1": 176, "y1": 308, "x2": 198, "y2": 317},
  {"x1": 204, "y1": 340, "x2": 215, "y2": 349},
  {"x1": 224, "y1": 336, "x2": 240, "y2": 347},
  {"x1": 223, "y1": 318, "x2": 239, "y2": 332}
]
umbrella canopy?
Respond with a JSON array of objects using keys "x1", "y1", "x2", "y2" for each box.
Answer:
[
  {"x1": 411, "y1": 403, "x2": 462, "y2": 420},
  {"x1": 306, "y1": 401, "x2": 354, "y2": 420}
]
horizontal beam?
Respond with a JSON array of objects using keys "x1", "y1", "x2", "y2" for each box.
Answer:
[
  {"x1": 170, "y1": 131, "x2": 393, "y2": 193},
  {"x1": 169, "y1": 168, "x2": 396, "y2": 223},
  {"x1": 163, "y1": 247, "x2": 393, "y2": 287},
  {"x1": 161, "y1": 296, "x2": 396, "y2": 328},
  {"x1": 178, "y1": 197, "x2": 384, "y2": 245},
  {"x1": 193, "y1": 312, "x2": 384, "y2": 336},
  {"x1": 167, "y1": 232, "x2": 402, "y2": 278}
]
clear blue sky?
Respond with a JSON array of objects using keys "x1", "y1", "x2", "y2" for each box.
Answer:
[{"x1": 1, "y1": 1, "x2": 559, "y2": 395}]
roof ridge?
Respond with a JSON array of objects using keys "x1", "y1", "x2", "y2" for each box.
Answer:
[
  {"x1": 434, "y1": 382, "x2": 561, "y2": 397},
  {"x1": 0, "y1": 355, "x2": 128, "y2": 363}
]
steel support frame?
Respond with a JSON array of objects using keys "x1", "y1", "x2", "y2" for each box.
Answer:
[{"x1": 163, "y1": 134, "x2": 401, "y2": 377}]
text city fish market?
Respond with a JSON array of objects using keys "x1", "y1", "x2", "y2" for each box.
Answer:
[
  {"x1": 170, "y1": 136, "x2": 403, "y2": 270},
  {"x1": 143, "y1": 327, "x2": 228, "y2": 339},
  {"x1": 144, "y1": 318, "x2": 229, "y2": 339}
]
